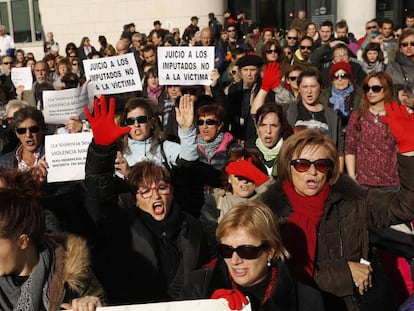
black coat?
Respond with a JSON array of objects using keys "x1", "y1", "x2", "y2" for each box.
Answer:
[
  {"x1": 84, "y1": 142, "x2": 210, "y2": 304},
  {"x1": 182, "y1": 258, "x2": 324, "y2": 311}
]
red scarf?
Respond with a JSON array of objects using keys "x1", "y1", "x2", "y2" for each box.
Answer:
[{"x1": 282, "y1": 180, "x2": 329, "y2": 284}]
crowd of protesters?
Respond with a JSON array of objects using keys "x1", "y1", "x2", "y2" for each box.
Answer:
[{"x1": 1, "y1": 8, "x2": 414, "y2": 311}]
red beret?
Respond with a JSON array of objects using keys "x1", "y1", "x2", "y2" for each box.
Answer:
[{"x1": 329, "y1": 61, "x2": 352, "y2": 77}]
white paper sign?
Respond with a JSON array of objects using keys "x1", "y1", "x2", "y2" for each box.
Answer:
[
  {"x1": 83, "y1": 53, "x2": 142, "y2": 95},
  {"x1": 45, "y1": 132, "x2": 93, "y2": 183},
  {"x1": 42, "y1": 84, "x2": 93, "y2": 124},
  {"x1": 66, "y1": 298, "x2": 251, "y2": 311},
  {"x1": 11, "y1": 67, "x2": 33, "y2": 90},
  {"x1": 157, "y1": 46, "x2": 214, "y2": 86}
]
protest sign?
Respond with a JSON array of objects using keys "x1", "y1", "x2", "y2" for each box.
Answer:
[
  {"x1": 158, "y1": 46, "x2": 214, "y2": 86},
  {"x1": 11, "y1": 67, "x2": 33, "y2": 90},
  {"x1": 42, "y1": 84, "x2": 93, "y2": 124},
  {"x1": 45, "y1": 132, "x2": 93, "y2": 183},
  {"x1": 83, "y1": 53, "x2": 142, "y2": 95},
  {"x1": 66, "y1": 298, "x2": 251, "y2": 311}
]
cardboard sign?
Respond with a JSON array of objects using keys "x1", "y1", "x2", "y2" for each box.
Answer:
[
  {"x1": 11, "y1": 67, "x2": 33, "y2": 90},
  {"x1": 157, "y1": 46, "x2": 214, "y2": 86},
  {"x1": 83, "y1": 53, "x2": 142, "y2": 95},
  {"x1": 42, "y1": 84, "x2": 93, "y2": 124},
  {"x1": 45, "y1": 132, "x2": 92, "y2": 183}
]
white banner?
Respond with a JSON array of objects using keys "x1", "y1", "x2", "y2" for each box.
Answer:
[
  {"x1": 42, "y1": 84, "x2": 93, "y2": 124},
  {"x1": 83, "y1": 53, "x2": 142, "y2": 95},
  {"x1": 157, "y1": 46, "x2": 214, "y2": 86},
  {"x1": 67, "y1": 298, "x2": 251, "y2": 311},
  {"x1": 11, "y1": 67, "x2": 33, "y2": 90},
  {"x1": 45, "y1": 132, "x2": 92, "y2": 183}
]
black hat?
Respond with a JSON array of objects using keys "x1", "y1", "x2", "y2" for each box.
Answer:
[
  {"x1": 191, "y1": 16, "x2": 199, "y2": 21},
  {"x1": 236, "y1": 55, "x2": 263, "y2": 68},
  {"x1": 154, "y1": 20, "x2": 161, "y2": 26}
]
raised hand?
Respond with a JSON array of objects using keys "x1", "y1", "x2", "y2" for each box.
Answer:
[
  {"x1": 84, "y1": 96, "x2": 130, "y2": 146},
  {"x1": 260, "y1": 61, "x2": 283, "y2": 92},
  {"x1": 381, "y1": 101, "x2": 414, "y2": 153},
  {"x1": 211, "y1": 288, "x2": 249, "y2": 310},
  {"x1": 175, "y1": 94, "x2": 194, "y2": 129}
]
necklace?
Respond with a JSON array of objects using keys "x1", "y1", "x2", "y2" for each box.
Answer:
[{"x1": 370, "y1": 108, "x2": 385, "y2": 123}]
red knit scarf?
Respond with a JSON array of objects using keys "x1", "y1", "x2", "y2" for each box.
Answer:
[{"x1": 282, "y1": 180, "x2": 329, "y2": 285}]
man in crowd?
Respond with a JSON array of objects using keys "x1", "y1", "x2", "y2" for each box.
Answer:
[
  {"x1": 0, "y1": 25, "x2": 15, "y2": 57},
  {"x1": 182, "y1": 16, "x2": 200, "y2": 44},
  {"x1": 357, "y1": 19, "x2": 379, "y2": 48}
]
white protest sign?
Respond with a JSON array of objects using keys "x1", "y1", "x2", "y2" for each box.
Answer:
[
  {"x1": 158, "y1": 46, "x2": 214, "y2": 86},
  {"x1": 83, "y1": 53, "x2": 142, "y2": 95},
  {"x1": 11, "y1": 67, "x2": 33, "y2": 90},
  {"x1": 67, "y1": 298, "x2": 251, "y2": 311},
  {"x1": 42, "y1": 84, "x2": 93, "y2": 124},
  {"x1": 45, "y1": 132, "x2": 92, "y2": 183}
]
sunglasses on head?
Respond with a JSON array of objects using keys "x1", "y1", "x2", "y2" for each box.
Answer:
[
  {"x1": 362, "y1": 85, "x2": 383, "y2": 93},
  {"x1": 332, "y1": 73, "x2": 350, "y2": 80},
  {"x1": 197, "y1": 119, "x2": 219, "y2": 126},
  {"x1": 125, "y1": 116, "x2": 150, "y2": 125},
  {"x1": 290, "y1": 158, "x2": 333, "y2": 173},
  {"x1": 288, "y1": 76, "x2": 298, "y2": 81},
  {"x1": 401, "y1": 41, "x2": 414, "y2": 48},
  {"x1": 300, "y1": 45, "x2": 313, "y2": 50},
  {"x1": 16, "y1": 125, "x2": 40, "y2": 135},
  {"x1": 266, "y1": 48, "x2": 278, "y2": 54},
  {"x1": 217, "y1": 243, "x2": 267, "y2": 259}
]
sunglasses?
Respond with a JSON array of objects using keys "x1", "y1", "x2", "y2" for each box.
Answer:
[
  {"x1": 287, "y1": 36, "x2": 298, "y2": 40},
  {"x1": 401, "y1": 41, "x2": 414, "y2": 48},
  {"x1": 197, "y1": 119, "x2": 219, "y2": 126},
  {"x1": 332, "y1": 73, "x2": 350, "y2": 80},
  {"x1": 362, "y1": 85, "x2": 383, "y2": 93},
  {"x1": 290, "y1": 158, "x2": 333, "y2": 173},
  {"x1": 231, "y1": 70, "x2": 237, "y2": 74},
  {"x1": 288, "y1": 76, "x2": 298, "y2": 81},
  {"x1": 72, "y1": 63, "x2": 79, "y2": 66},
  {"x1": 16, "y1": 125, "x2": 40, "y2": 135},
  {"x1": 217, "y1": 243, "x2": 267, "y2": 259},
  {"x1": 125, "y1": 116, "x2": 150, "y2": 125},
  {"x1": 300, "y1": 45, "x2": 313, "y2": 50},
  {"x1": 266, "y1": 49, "x2": 278, "y2": 54},
  {"x1": 228, "y1": 29, "x2": 236, "y2": 32},
  {"x1": 366, "y1": 26, "x2": 378, "y2": 30},
  {"x1": 2, "y1": 62, "x2": 12, "y2": 65}
]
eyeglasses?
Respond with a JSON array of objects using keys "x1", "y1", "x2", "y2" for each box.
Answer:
[
  {"x1": 2, "y1": 62, "x2": 12, "y2": 65},
  {"x1": 287, "y1": 36, "x2": 298, "y2": 40},
  {"x1": 288, "y1": 76, "x2": 298, "y2": 81},
  {"x1": 72, "y1": 62, "x2": 79, "y2": 66},
  {"x1": 362, "y1": 85, "x2": 383, "y2": 93},
  {"x1": 266, "y1": 49, "x2": 278, "y2": 54},
  {"x1": 134, "y1": 40, "x2": 143, "y2": 43},
  {"x1": 332, "y1": 73, "x2": 350, "y2": 80},
  {"x1": 137, "y1": 183, "x2": 171, "y2": 198},
  {"x1": 300, "y1": 45, "x2": 313, "y2": 50},
  {"x1": 228, "y1": 29, "x2": 236, "y2": 33},
  {"x1": 16, "y1": 125, "x2": 40, "y2": 135},
  {"x1": 197, "y1": 119, "x2": 219, "y2": 126},
  {"x1": 125, "y1": 116, "x2": 150, "y2": 125},
  {"x1": 401, "y1": 41, "x2": 414, "y2": 48},
  {"x1": 290, "y1": 158, "x2": 333, "y2": 173},
  {"x1": 217, "y1": 243, "x2": 267, "y2": 259},
  {"x1": 366, "y1": 26, "x2": 378, "y2": 30}
]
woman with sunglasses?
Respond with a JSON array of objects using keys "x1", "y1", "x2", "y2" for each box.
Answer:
[
  {"x1": 199, "y1": 147, "x2": 273, "y2": 253},
  {"x1": 259, "y1": 39, "x2": 291, "y2": 74},
  {"x1": 83, "y1": 96, "x2": 210, "y2": 304},
  {"x1": 386, "y1": 28, "x2": 414, "y2": 93},
  {"x1": 114, "y1": 95, "x2": 197, "y2": 179},
  {"x1": 184, "y1": 200, "x2": 324, "y2": 310},
  {"x1": 319, "y1": 61, "x2": 361, "y2": 128},
  {"x1": 261, "y1": 119, "x2": 414, "y2": 310}
]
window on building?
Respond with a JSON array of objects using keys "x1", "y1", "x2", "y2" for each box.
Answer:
[{"x1": 0, "y1": 0, "x2": 42, "y2": 43}]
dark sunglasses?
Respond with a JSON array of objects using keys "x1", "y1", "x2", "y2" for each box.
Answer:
[
  {"x1": 125, "y1": 116, "x2": 150, "y2": 125},
  {"x1": 228, "y1": 29, "x2": 236, "y2": 32},
  {"x1": 290, "y1": 158, "x2": 333, "y2": 173},
  {"x1": 2, "y1": 62, "x2": 13, "y2": 65},
  {"x1": 362, "y1": 85, "x2": 383, "y2": 93},
  {"x1": 401, "y1": 41, "x2": 414, "y2": 48},
  {"x1": 16, "y1": 125, "x2": 40, "y2": 135},
  {"x1": 266, "y1": 49, "x2": 278, "y2": 54},
  {"x1": 366, "y1": 26, "x2": 377, "y2": 30},
  {"x1": 197, "y1": 119, "x2": 219, "y2": 126},
  {"x1": 287, "y1": 36, "x2": 298, "y2": 40},
  {"x1": 332, "y1": 73, "x2": 350, "y2": 80},
  {"x1": 231, "y1": 70, "x2": 237, "y2": 74},
  {"x1": 300, "y1": 45, "x2": 313, "y2": 50},
  {"x1": 72, "y1": 62, "x2": 79, "y2": 66},
  {"x1": 288, "y1": 76, "x2": 298, "y2": 81},
  {"x1": 217, "y1": 243, "x2": 267, "y2": 260}
]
